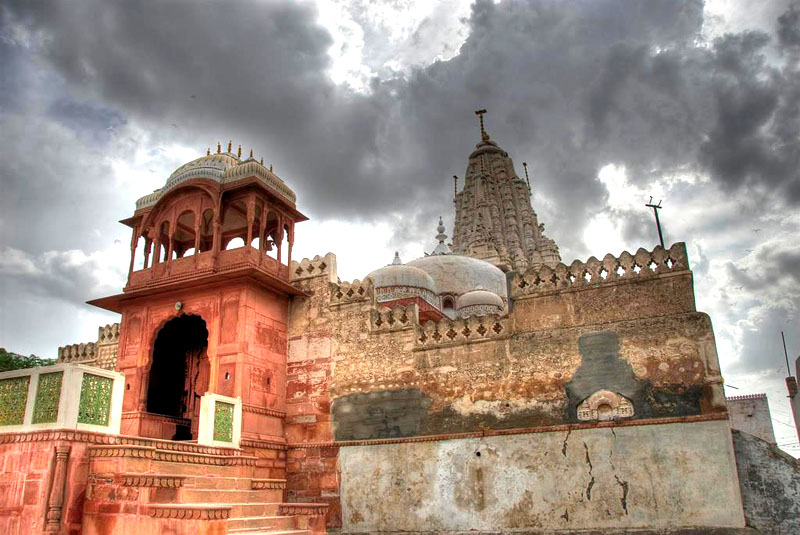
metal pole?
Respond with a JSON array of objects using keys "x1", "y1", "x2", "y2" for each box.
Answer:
[
  {"x1": 645, "y1": 198, "x2": 665, "y2": 249},
  {"x1": 783, "y1": 331, "x2": 792, "y2": 375}
]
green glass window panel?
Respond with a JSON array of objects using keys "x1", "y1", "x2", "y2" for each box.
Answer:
[
  {"x1": 77, "y1": 374, "x2": 113, "y2": 426},
  {"x1": 0, "y1": 376, "x2": 30, "y2": 426},
  {"x1": 213, "y1": 401, "x2": 234, "y2": 442},
  {"x1": 32, "y1": 372, "x2": 63, "y2": 424}
]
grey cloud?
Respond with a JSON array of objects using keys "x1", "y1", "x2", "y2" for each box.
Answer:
[{"x1": 5, "y1": 0, "x2": 800, "y2": 259}]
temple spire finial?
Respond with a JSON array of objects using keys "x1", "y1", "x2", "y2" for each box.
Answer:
[
  {"x1": 432, "y1": 217, "x2": 452, "y2": 255},
  {"x1": 227, "y1": 140, "x2": 232, "y2": 153},
  {"x1": 207, "y1": 147, "x2": 211, "y2": 156},
  {"x1": 392, "y1": 251, "x2": 402, "y2": 265},
  {"x1": 217, "y1": 141, "x2": 221, "y2": 154},
  {"x1": 475, "y1": 109, "x2": 490, "y2": 141},
  {"x1": 453, "y1": 175, "x2": 458, "y2": 203},
  {"x1": 237, "y1": 145, "x2": 242, "y2": 158}
]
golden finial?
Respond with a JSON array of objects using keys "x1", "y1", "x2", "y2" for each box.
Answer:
[
  {"x1": 249, "y1": 148, "x2": 253, "y2": 159},
  {"x1": 217, "y1": 141, "x2": 221, "y2": 153},
  {"x1": 474, "y1": 109, "x2": 489, "y2": 141},
  {"x1": 237, "y1": 145, "x2": 242, "y2": 158},
  {"x1": 227, "y1": 140, "x2": 232, "y2": 153},
  {"x1": 207, "y1": 147, "x2": 211, "y2": 156}
]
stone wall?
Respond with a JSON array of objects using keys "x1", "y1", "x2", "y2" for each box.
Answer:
[
  {"x1": 732, "y1": 429, "x2": 800, "y2": 535},
  {"x1": 285, "y1": 245, "x2": 730, "y2": 529},
  {"x1": 336, "y1": 419, "x2": 744, "y2": 533},
  {"x1": 287, "y1": 244, "x2": 725, "y2": 444},
  {"x1": 727, "y1": 394, "x2": 776, "y2": 444}
]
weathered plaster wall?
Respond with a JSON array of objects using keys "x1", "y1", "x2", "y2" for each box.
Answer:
[
  {"x1": 338, "y1": 420, "x2": 745, "y2": 533},
  {"x1": 727, "y1": 394, "x2": 776, "y2": 444},
  {"x1": 732, "y1": 429, "x2": 800, "y2": 535}
]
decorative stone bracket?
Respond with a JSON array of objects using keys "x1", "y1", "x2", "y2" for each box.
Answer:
[
  {"x1": 197, "y1": 393, "x2": 242, "y2": 448},
  {"x1": 0, "y1": 363, "x2": 124, "y2": 434}
]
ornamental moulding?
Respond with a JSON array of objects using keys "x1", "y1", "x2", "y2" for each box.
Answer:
[
  {"x1": 121, "y1": 474, "x2": 186, "y2": 488},
  {"x1": 241, "y1": 403, "x2": 287, "y2": 418},
  {"x1": 251, "y1": 478, "x2": 286, "y2": 490},
  {"x1": 147, "y1": 505, "x2": 231, "y2": 520}
]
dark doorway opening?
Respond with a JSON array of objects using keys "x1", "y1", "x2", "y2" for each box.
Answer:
[{"x1": 147, "y1": 314, "x2": 209, "y2": 440}]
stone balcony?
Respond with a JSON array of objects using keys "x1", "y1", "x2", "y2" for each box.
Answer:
[{"x1": 122, "y1": 246, "x2": 299, "y2": 297}]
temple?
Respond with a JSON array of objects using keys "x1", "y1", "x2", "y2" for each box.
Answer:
[{"x1": 0, "y1": 115, "x2": 797, "y2": 535}]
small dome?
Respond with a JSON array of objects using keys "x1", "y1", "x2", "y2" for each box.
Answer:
[
  {"x1": 457, "y1": 288, "x2": 504, "y2": 309},
  {"x1": 367, "y1": 253, "x2": 440, "y2": 307},
  {"x1": 408, "y1": 255, "x2": 507, "y2": 298}
]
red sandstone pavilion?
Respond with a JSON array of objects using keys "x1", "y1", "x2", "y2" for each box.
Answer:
[{"x1": 0, "y1": 116, "x2": 798, "y2": 535}]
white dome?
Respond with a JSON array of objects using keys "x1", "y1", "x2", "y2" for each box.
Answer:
[
  {"x1": 367, "y1": 265, "x2": 438, "y2": 295},
  {"x1": 367, "y1": 253, "x2": 440, "y2": 307},
  {"x1": 407, "y1": 254, "x2": 507, "y2": 299},
  {"x1": 457, "y1": 288, "x2": 504, "y2": 309}
]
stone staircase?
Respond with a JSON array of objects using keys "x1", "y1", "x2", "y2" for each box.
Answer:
[{"x1": 82, "y1": 439, "x2": 326, "y2": 535}]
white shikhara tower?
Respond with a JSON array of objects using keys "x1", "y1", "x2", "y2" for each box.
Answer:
[{"x1": 452, "y1": 111, "x2": 560, "y2": 272}]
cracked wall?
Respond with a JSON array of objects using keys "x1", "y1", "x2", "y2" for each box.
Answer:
[{"x1": 337, "y1": 420, "x2": 745, "y2": 532}]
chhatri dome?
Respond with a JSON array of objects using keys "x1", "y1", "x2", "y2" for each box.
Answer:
[{"x1": 135, "y1": 141, "x2": 296, "y2": 210}]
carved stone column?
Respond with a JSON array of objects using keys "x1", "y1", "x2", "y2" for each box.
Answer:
[{"x1": 45, "y1": 444, "x2": 71, "y2": 534}]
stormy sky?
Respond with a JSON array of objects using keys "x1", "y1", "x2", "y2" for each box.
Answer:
[{"x1": 0, "y1": 0, "x2": 798, "y2": 454}]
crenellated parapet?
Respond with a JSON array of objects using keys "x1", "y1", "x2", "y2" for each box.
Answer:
[
  {"x1": 58, "y1": 323, "x2": 120, "y2": 370},
  {"x1": 370, "y1": 303, "x2": 418, "y2": 333},
  {"x1": 290, "y1": 253, "x2": 337, "y2": 283},
  {"x1": 510, "y1": 242, "x2": 689, "y2": 299},
  {"x1": 414, "y1": 313, "x2": 509, "y2": 349},
  {"x1": 330, "y1": 278, "x2": 373, "y2": 307}
]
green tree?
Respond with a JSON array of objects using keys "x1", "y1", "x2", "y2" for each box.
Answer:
[{"x1": 0, "y1": 348, "x2": 55, "y2": 372}]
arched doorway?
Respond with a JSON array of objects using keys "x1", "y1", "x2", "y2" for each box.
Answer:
[{"x1": 146, "y1": 314, "x2": 209, "y2": 440}]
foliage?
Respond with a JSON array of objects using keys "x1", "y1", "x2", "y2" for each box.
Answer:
[{"x1": 0, "y1": 348, "x2": 55, "y2": 372}]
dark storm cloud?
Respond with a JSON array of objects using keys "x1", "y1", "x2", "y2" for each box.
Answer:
[{"x1": 4, "y1": 0, "x2": 800, "y2": 257}]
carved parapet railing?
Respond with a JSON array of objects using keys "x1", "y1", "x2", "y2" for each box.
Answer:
[
  {"x1": 371, "y1": 303, "x2": 418, "y2": 332},
  {"x1": 58, "y1": 323, "x2": 120, "y2": 369},
  {"x1": 330, "y1": 278, "x2": 373, "y2": 306},
  {"x1": 0, "y1": 363, "x2": 124, "y2": 434},
  {"x1": 510, "y1": 242, "x2": 689, "y2": 299},
  {"x1": 290, "y1": 253, "x2": 337, "y2": 283},
  {"x1": 57, "y1": 342, "x2": 97, "y2": 364},
  {"x1": 97, "y1": 323, "x2": 120, "y2": 345},
  {"x1": 414, "y1": 314, "x2": 509, "y2": 349}
]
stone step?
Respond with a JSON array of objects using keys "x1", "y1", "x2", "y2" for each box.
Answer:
[
  {"x1": 180, "y1": 488, "x2": 283, "y2": 503},
  {"x1": 227, "y1": 515, "x2": 298, "y2": 531}
]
